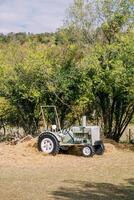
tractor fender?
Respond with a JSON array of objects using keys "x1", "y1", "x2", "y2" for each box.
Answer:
[{"x1": 38, "y1": 131, "x2": 61, "y2": 142}]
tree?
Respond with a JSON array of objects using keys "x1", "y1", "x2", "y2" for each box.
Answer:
[
  {"x1": 65, "y1": 0, "x2": 133, "y2": 43},
  {"x1": 78, "y1": 30, "x2": 134, "y2": 141},
  {"x1": 0, "y1": 42, "x2": 53, "y2": 134},
  {"x1": 43, "y1": 43, "x2": 93, "y2": 127},
  {"x1": 66, "y1": 0, "x2": 134, "y2": 141},
  {"x1": 0, "y1": 97, "x2": 17, "y2": 135}
]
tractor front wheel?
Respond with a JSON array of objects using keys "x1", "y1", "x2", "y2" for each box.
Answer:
[
  {"x1": 94, "y1": 143, "x2": 105, "y2": 155},
  {"x1": 81, "y1": 145, "x2": 93, "y2": 157}
]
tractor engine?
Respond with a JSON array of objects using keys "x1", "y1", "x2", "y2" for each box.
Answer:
[
  {"x1": 69, "y1": 116, "x2": 100, "y2": 145},
  {"x1": 70, "y1": 125, "x2": 100, "y2": 145}
]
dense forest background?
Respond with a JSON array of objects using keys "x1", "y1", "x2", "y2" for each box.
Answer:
[{"x1": 0, "y1": 0, "x2": 134, "y2": 142}]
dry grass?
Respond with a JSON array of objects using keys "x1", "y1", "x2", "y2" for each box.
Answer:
[{"x1": 0, "y1": 140, "x2": 134, "y2": 200}]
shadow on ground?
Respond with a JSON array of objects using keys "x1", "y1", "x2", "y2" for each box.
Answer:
[
  {"x1": 52, "y1": 179, "x2": 134, "y2": 200},
  {"x1": 59, "y1": 146, "x2": 82, "y2": 156}
]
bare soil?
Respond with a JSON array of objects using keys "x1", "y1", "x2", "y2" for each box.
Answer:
[{"x1": 0, "y1": 140, "x2": 134, "y2": 200}]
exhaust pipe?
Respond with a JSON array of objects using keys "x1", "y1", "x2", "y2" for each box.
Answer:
[{"x1": 82, "y1": 116, "x2": 86, "y2": 127}]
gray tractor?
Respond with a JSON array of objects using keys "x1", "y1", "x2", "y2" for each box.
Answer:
[{"x1": 38, "y1": 106, "x2": 104, "y2": 157}]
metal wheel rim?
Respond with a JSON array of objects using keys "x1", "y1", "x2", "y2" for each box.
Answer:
[
  {"x1": 83, "y1": 147, "x2": 91, "y2": 156},
  {"x1": 41, "y1": 138, "x2": 54, "y2": 153}
]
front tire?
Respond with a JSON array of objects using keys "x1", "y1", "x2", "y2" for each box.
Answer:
[
  {"x1": 94, "y1": 143, "x2": 105, "y2": 155},
  {"x1": 38, "y1": 133, "x2": 59, "y2": 155},
  {"x1": 81, "y1": 145, "x2": 93, "y2": 157}
]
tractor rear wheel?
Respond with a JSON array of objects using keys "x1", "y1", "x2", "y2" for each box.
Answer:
[
  {"x1": 38, "y1": 133, "x2": 59, "y2": 155},
  {"x1": 81, "y1": 145, "x2": 93, "y2": 157}
]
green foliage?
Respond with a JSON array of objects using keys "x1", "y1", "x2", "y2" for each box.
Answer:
[
  {"x1": 65, "y1": 0, "x2": 134, "y2": 141},
  {"x1": 0, "y1": 0, "x2": 133, "y2": 141},
  {"x1": 0, "y1": 97, "x2": 15, "y2": 122},
  {"x1": 79, "y1": 30, "x2": 134, "y2": 140}
]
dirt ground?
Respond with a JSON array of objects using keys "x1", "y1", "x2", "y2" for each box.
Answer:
[{"x1": 0, "y1": 140, "x2": 134, "y2": 200}]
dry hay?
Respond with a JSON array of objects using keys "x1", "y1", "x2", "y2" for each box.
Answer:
[
  {"x1": 104, "y1": 143, "x2": 116, "y2": 153},
  {"x1": 6, "y1": 133, "x2": 119, "y2": 156},
  {"x1": 19, "y1": 137, "x2": 37, "y2": 149},
  {"x1": 104, "y1": 138, "x2": 134, "y2": 152},
  {"x1": 0, "y1": 141, "x2": 134, "y2": 200},
  {"x1": 25, "y1": 137, "x2": 37, "y2": 148},
  {"x1": 20, "y1": 134, "x2": 34, "y2": 143},
  {"x1": 17, "y1": 139, "x2": 117, "y2": 156},
  {"x1": 6, "y1": 133, "x2": 117, "y2": 157},
  {"x1": 13, "y1": 137, "x2": 38, "y2": 156}
]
